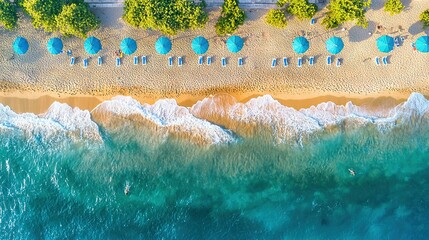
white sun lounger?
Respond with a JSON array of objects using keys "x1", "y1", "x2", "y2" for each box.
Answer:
[
  {"x1": 382, "y1": 56, "x2": 388, "y2": 65},
  {"x1": 178, "y1": 56, "x2": 183, "y2": 67},
  {"x1": 336, "y1": 58, "x2": 342, "y2": 67},
  {"x1": 168, "y1": 56, "x2": 173, "y2": 67},
  {"x1": 326, "y1": 56, "x2": 332, "y2": 65},
  {"x1": 297, "y1": 57, "x2": 302, "y2": 67},
  {"x1": 221, "y1": 57, "x2": 226, "y2": 67},
  {"x1": 283, "y1": 57, "x2": 288, "y2": 67},
  {"x1": 207, "y1": 56, "x2": 212, "y2": 65},
  {"x1": 98, "y1": 56, "x2": 102, "y2": 66},
  {"x1": 83, "y1": 58, "x2": 88, "y2": 68},
  {"x1": 309, "y1": 56, "x2": 314, "y2": 66},
  {"x1": 238, "y1": 57, "x2": 243, "y2": 67},
  {"x1": 271, "y1": 58, "x2": 276, "y2": 68},
  {"x1": 141, "y1": 56, "x2": 147, "y2": 65},
  {"x1": 375, "y1": 56, "x2": 380, "y2": 66}
]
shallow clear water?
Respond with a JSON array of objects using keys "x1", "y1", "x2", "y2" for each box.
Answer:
[{"x1": 1, "y1": 95, "x2": 429, "y2": 239}]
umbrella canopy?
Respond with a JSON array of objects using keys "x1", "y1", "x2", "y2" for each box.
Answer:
[
  {"x1": 120, "y1": 37, "x2": 137, "y2": 55},
  {"x1": 192, "y1": 36, "x2": 209, "y2": 54},
  {"x1": 325, "y1": 37, "x2": 344, "y2": 55},
  {"x1": 415, "y1": 36, "x2": 429, "y2": 53},
  {"x1": 13, "y1": 37, "x2": 29, "y2": 55},
  {"x1": 84, "y1": 36, "x2": 102, "y2": 54},
  {"x1": 155, "y1": 37, "x2": 172, "y2": 55},
  {"x1": 292, "y1": 37, "x2": 309, "y2": 54},
  {"x1": 46, "y1": 37, "x2": 63, "y2": 55},
  {"x1": 376, "y1": 35, "x2": 394, "y2": 53},
  {"x1": 226, "y1": 36, "x2": 244, "y2": 53}
]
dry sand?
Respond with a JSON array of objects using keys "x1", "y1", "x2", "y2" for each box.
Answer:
[{"x1": 0, "y1": 0, "x2": 428, "y2": 114}]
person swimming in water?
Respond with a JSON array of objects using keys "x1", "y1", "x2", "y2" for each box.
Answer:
[
  {"x1": 348, "y1": 168, "x2": 356, "y2": 176},
  {"x1": 124, "y1": 182, "x2": 130, "y2": 195}
]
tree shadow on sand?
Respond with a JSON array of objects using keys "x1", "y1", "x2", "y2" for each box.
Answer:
[
  {"x1": 348, "y1": 21, "x2": 376, "y2": 42},
  {"x1": 408, "y1": 21, "x2": 429, "y2": 36}
]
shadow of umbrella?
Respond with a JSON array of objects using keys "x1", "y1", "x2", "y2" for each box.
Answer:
[
  {"x1": 408, "y1": 21, "x2": 424, "y2": 35},
  {"x1": 348, "y1": 21, "x2": 376, "y2": 42}
]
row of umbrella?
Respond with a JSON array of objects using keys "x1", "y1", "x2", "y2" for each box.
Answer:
[{"x1": 12, "y1": 35, "x2": 429, "y2": 56}]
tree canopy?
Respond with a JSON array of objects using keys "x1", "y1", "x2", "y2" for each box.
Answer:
[
  {"x1": 56, "y1": 2, "x2": 100, "y2": 38},
  {"x1": 384, "y1": 0, "x2": 403, "y2": 16},
  {"x1": 0, "y1": 0, "x2": 18, "y2": 30},
  {"x1": 322, "y1": 0, "x2": 371, "y2": 29},
  {"x1": 420, "y1": 9, "x2": 429, "y2": 29},
  {"x1": 286, "y1": 0, "x2": 317, "y2": 20},
  {"x1": 265, "y1": 9, "x2": 287, "y2": 28},
  {"x1": 123, "y1": 0, "x2": 208, "y2": 35},
  {"x1": 215, "y1": 0, "x2": 246, "y2": 35},
  {"x1": 22, "y1": 0, "x2": 64, "y2": 31}
]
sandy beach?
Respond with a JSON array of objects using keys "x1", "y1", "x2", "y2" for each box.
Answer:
[{"x1": 0, "y1": 0, "x2": 428, "y2": 113}]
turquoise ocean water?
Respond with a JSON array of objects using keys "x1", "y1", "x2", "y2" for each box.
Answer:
[{"x1": 1, "y1": 93, "x2": 429, "y2": 239}]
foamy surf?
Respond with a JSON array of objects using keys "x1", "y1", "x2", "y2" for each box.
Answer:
[
  {"x1": 0, "y1": 93, "x2": 428, "y2": 145},
  {"x1": 1, "y1": 93, "x2": 429, "y2": 239}
]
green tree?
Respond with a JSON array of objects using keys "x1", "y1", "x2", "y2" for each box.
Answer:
[
  {"x1": 215, "y1": 0, "x2": 246, "y2": 35},
  {"x1": 56, "y1": 2, "x2": 99, "y2": 38},
  {"x1": 384, "y1": 0, "x2": 403, "y2": 16},
  {"x1": 420, "y1": 9, "x2": 429, "y2": 29},
  {"x1": 265, "y1": 9, "x2": 287, "y2": 28},
  {"x1": 0, "y1": 0, "x2": 18, "y2": 30},
  {"x1": 287, "y1": 0, "x2": 317, "y2": 20},
  {"x1": 123, "y1": 0, "x2": 208, "y2": 35},
  {"x1": 322, "y1": 0, "x2": 371, "y2": 29},
  {"x1": 22, "y1": 0, "x2": 65, "y2": 32}
]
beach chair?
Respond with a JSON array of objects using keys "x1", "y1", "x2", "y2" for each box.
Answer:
[
  {"x1": 116, "y1": 57, "x2": 121, "y2": 67},
  {"x1": 283, "y1": 57, "x2": 288, "y2": 67},
  {"x1": 311, "y1": 18, "x2": 316, "y2": 25},
  {"x1": 134, "y1": 56, "x2": 138, "y2": 65},
  {"x1": 221, "y1": 57, "x2": 226, "y2": 67},
  {"x1": 336, "y1": 58, "x2": 342, "y2": 67},
  {"x1": 83, "y1": 58, "x2": 88, "y2": 68},
  {"x1": 207, "y1": 56, "x2": 212, "y2": 65},
  {"x1": 198, "y1": 56, "x2": 203, "y2": 65},
  {"x1": 168, "y1": 56, "x2": 173, "y2": 67},
  {"x1": 382, "y1": 56, "x2": 388, "y2": 65},
  {"x1": 238, "y1": 57, "x2": 243, "y2": 67},
  {"x1": 70, "y1": 57, "x2": 75, "y2": 66},
  {"x1": 394, "y1": 37, "x2": 400, "y2": 47},
  {"x1": 178, "y1": 56, "x2": 183, "y2": 67},
  {"x1": 141, "y1": 56, "x2": 147, "y2": 65},
  {"x1": 326, "y1": 56, "x2": 332, "y2": 65},
  {"x1": 297, "y1": 57, "x2": 302, "y2": 67},
  {"x1": 98, "y1": 56, "x2": 102, "y2": 66},
  {"x1": 375, "y1": 57, "x2": 380, "y2": 66},
  {"x1": 271, "y1": 58, "x2": 277, "y2": 68},
  {"x1": 309, "y1": 56, "x2": 314, "y2": 66}
]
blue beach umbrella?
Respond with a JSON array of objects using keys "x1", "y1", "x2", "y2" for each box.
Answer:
[
  {"x1": 46, "y1": 37, "x2": 63, "y2": 55},
  {"x1": 292, "y1": 37, "x2": 309, "y2": 54},
  {"x1": 415, "y1": 36, "x2": 429, "y2": 53},
  {"x1": 84, "y1": 36, "x2": 102, "y2": 54},
  {"x1": 120, "y1": 37, "x2": 137, "y2": 55},
  {"x1": 13, "y1": 37, "x2": 29, "y2": 55},
  {"x1": 192, "y1": 36, "x2": 209, "y2": 54},
  {"x1": 226, "y1": 36, "x2": 244, "y2": 53},
  {"x1": 155, "y1": 37, "x2": 172, "y2": 55},
  {"x1": 325, "y1": 37, "x2": 344, "y2": 55},
  {"x1": 376, "y1": 35, "x2": 394, "y2": 53}
]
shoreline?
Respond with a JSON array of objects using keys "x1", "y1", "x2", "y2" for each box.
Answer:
[{"x1": 0, "y1": 90, "x2": 409, "y2": 114}]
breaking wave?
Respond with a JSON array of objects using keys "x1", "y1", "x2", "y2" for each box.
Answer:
[{"x1": 1, "y1": 93, "x2": 429, "y2": 239}]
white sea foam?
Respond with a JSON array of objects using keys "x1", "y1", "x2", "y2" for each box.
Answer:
[
  {"x1": 0, "y1": 102, "x2": 102, "y2": 142},
  {"x1": 1, "y1": 93, "x2": 429, "y2": 145}
]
